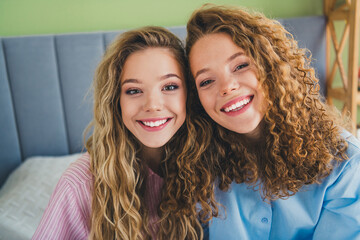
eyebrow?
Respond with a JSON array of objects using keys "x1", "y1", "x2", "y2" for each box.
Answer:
[
  {"x1": 228, "y1": 52, "x2": 244, "y2": 62},
  {"x1": 121, "y1": 73, "x2": 182, "y2": 86},
  {"x1": 194, "y1": 68, "x2": 210, "y2": 80},
  {"x1": 160, "y1": 73, "x2": 182, "y2": 80},
  {"x1": 193, "y1": 52, "x2": 245, "y2": 80},
  {"x1": 121, "y1": 78, "x2": 141, "y2": 86}
]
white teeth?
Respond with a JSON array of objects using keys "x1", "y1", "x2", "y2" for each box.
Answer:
[
  {"x1": 142, "y1": 119, "x2": 167, "y2": 127},
  {"x1": 223, "y1": 97, "x2": 251, "y2": 113}
]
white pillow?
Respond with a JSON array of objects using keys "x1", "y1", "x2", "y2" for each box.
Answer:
[{"x1": 0, "y1": 153, "x2": 81, "y2": 240}]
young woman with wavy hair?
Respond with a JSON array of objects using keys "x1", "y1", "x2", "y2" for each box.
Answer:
[
  {"x1": 33, "y1": 26, "x2": 211, "y2": 240},
  {"x1": 185, "y1": 4, "x2": 360, "y2": 239}
]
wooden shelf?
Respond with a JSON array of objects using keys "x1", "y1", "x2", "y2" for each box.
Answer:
[
  {"x1": 327, "y1": 87, "x2": 360, "y2": 105},
  {"x1": 324, "y1": 0, "x2": 360, "y2": 133}
]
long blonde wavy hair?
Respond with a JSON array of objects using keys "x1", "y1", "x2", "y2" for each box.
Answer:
[
  {"x1": 185, "y1": 4, "x2": 349, "y2": 209},
  {"x1": 85, "y1": 26, "x2": 214, "y2": 239}
]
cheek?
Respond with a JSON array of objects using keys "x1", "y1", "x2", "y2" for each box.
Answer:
[
  {"x1": 258, "y1": 94, "x2": 269, "y2": 114},
  {"x1": 165, "y1": 92, "x2": 187, "y2": 125},
  {"x1": 198, "y1": 92, "x2": 214, "y2": 110},
  {"x1": 120, "y1": 97, "x2": 133, "y2": 123},
  {"x1": 176, "y1": 92, "x2": 187, "y2": 118},
  {"x1": 256, "y1": 85, "x2": 268, "y2": 111}
]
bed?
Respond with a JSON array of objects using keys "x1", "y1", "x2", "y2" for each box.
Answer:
[{"x1": 0, "y1": 16, "x2": 326, "y2": 239}]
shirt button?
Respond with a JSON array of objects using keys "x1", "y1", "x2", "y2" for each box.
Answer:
[{"x1": 261, "y1": 217, "x2": 268, "y2": 223}]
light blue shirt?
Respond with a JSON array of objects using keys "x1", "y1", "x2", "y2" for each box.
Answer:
[{"x1": 209, "y1": 132, "x2": 360, "y2": 240}]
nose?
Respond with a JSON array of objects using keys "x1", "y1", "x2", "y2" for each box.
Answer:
[
  {"x1": 143, "y1": 93, "x2": 163, "y2": 112},
  {"x1": 220, "y1": 77, "x2": 239, "y2": 96}
]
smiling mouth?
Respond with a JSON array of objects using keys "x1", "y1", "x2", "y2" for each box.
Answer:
[
  {"x1": 221, "y1": 96, "x2": 254, "y2": 113},
  {"x1": 138, "y1": 118, "x2": 171, "y2": 128}
]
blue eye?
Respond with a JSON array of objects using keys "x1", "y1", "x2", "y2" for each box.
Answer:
[
  {"x1": 163, "y1": 84, "x2": 179, "y2": 91},
  {"x1": 125, "y1": 88, "x2": 142, "y2": 95},
  {"x1": 199, "y1": 79, "x2": 214, "y2": 88},
  {"x1": 235, "y1": 63, "x2": 249, "y2": 71}
]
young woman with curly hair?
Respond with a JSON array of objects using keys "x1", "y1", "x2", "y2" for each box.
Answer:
[
  {"x1": 33, "y1": 26, "x2": 209, "y2": 240},
  {"x1": 186, "y1": 4, "x2": 360, "y2": 239}
]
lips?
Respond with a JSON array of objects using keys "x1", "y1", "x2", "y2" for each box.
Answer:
[
  {"x1": 137, "y1": 117, "x2": 172, "y2": 131},
  {"x1": 220, "y1": 95, "x2": 253, "y2": 114}
]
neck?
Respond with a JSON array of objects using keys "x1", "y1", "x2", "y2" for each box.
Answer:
[
  {"x1": 140, "y1": 145, "x2": 164, "y2": 175},
  {"x1": 243, "y1": 118, "x2": 266, "y2": 143}
]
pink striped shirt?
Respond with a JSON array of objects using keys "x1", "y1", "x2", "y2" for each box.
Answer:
[{"x1": 32, "y1": 153, "x2": 164, "y2": 240}]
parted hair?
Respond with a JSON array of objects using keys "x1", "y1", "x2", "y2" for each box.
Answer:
[
  {"x1": 185, "y1": 4, "x2": 348, "y2": 211},
  {"x1": 85, "y1": 26, "x2": 212, "y2": 239}
]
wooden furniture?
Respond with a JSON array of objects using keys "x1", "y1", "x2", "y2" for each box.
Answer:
[{"x1": 324, "y1": 0, "x2": 360, "y2": 132}]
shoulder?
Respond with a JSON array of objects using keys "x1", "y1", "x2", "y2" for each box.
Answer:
[
  {"x1": 55, "y1": 153, "x2": 93, "y2": 206},
  {"x1": 324, "y1": 130, "x2": 360, "y2": 188},
  {"x1": 340, "y1": 130, "x2": 360, "y2": 169},
  {"x1": 54, "y1": 153, "x2": 93, "y2": 218},
  {"x1": 61, "y1": 152, "x2": 93, "y2": 186},
  {"x1": 32, "y1": 154, "x2": 92, "y2": 240}
]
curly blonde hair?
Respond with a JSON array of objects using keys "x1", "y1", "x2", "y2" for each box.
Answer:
[
  {"x1": 186, "y1": 4, "x2": 349, "y2": 206},
  {"x1": 85, "y1": 26, "x2": 214, "y2": 239}
]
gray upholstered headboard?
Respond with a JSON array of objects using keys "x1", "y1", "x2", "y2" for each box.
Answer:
[{"x1": 0, "y1": 16, "x2": 326, "y2": 187}]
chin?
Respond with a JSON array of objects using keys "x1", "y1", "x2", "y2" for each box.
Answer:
[{"x1": 142, "y1": 141, "x2": 167, "y2": 149}]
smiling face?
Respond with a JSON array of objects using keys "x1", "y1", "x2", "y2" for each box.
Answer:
[
  {"x1": 120, "y1": 47, "x2": 187, "y2": 148},
  {"x1": 189, "y1": 33, "x2": 267, "y2": 139}
]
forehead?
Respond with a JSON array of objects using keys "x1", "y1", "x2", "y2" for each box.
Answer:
[
  {"x1": 121, "y1": 47, "x2": 184, "y2": 83},
  {"x1": 122, "y1": 48, "x2": 181, "y2": 73},
  {"x1": 125, "y1": 47, "x2": 175, "y2": 64},
  {"x1": 189, "y1": 33, "x2": 246, "y2": 68}
]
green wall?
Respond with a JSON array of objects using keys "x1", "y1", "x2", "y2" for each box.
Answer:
[
  {"x1": 1, "y1": 0, "x2": 360, "y2": 122},
  {"x1": 0, "y1": 0, "x2": 323, "y2": 36}
]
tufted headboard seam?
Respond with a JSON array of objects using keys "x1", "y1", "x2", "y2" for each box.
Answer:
[{"x1": 53, "y1": 36, "x2": 71, "y2": 155}]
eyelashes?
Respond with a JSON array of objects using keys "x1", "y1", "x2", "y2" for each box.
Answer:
[
  {"x1": 199, "y1": 79, "x2": 214, "y2": 88},
  {"x1": 198, "y1": 62, "x2": 250, "y2": 88},
  {"x1": 234, "y1": 63, "x2": 249, "y2": 71},
  {"x1": 162, "y1": 83, "x2": 179, "y2": 91},
  {"x1": 125, "y1": 88, "x2": 142, "y2": 95},
  {"x1": 124, "y1": 83, "x2": 180, "y2": 95}
]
